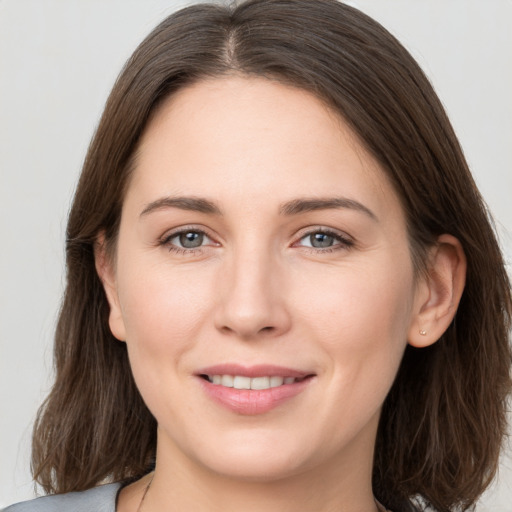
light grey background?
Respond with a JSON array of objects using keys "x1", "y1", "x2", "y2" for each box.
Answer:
[{"x1": 1, "y1": 0, "x2": 511, "y2": 509}]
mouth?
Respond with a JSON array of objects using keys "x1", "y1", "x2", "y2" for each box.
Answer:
[
  {"x1": 196, "y1": 365, "x2": 316, "y2": 415},
  {"x1": 199, "y1": 374, "x2": 311, "y2": 390}
]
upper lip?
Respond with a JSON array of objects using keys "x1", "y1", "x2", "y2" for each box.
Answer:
[{"x1": 196, "y1": 364, "x2": 313, "y2": 379}]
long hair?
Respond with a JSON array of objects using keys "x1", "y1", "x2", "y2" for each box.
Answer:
[{"x1": 32, "y1": 1, "x2": 512, "y2": 510}]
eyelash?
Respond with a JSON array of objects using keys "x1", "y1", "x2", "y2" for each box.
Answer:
[
  {"x1": 294, "y1": 228, "x2": 354, "y2": 253},
  {"x1": 160, "y1": 226, "x2": 217, "y2": 255},
  {"x1": 159, "y1": 227, "x2": 354, "y2": 254}
]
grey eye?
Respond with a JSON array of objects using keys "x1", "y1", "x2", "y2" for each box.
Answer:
[
  {"x1": 309, "y1": 232, "x2": 335, "y2": 248},
  {"x1": 178, "y1": 231, "x2": 204, "y2": 248},
  {"x1": 296, "y1": 230, "x2": 352, "y2": 251}
]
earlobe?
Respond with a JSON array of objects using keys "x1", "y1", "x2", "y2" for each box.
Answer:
[
  {"x1": 408, "y1": 234, "x2": 466, "y2": 348},
  {"x1": 94, "y1": 234, "x2": 127, "y2": 342}
]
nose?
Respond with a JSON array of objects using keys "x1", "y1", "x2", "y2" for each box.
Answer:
[{"x1": 214, "y1": 245, "x2": 291, "y2": 340}]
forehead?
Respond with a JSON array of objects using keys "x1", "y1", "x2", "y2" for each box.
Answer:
[{"x1": 127, "y1": 76, "x2": 403, "y2": 224}]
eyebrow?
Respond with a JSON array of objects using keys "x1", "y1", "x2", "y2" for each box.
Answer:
[
  {"x1": 280, "y1": 197, "x2": 378, "y2": 221},
  {"x1": 139, "y1": 195, "x2": 377, "y2": 221},
  {"x1": 140, "y1": 196, "x2": 222, "y2": 217}
]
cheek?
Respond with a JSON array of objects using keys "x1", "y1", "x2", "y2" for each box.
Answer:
[
  {"x1": 119, "y1": 256, "x2": 213, "y2": 337},
  {"x1": 305, "y1": 263, "x2": 411, "y2": 319},
  {"x1": 294, "y1": 256, "x2": 414, "y2": 376},
  {"x1": 115, "y1": 259, "x2": 218, "y2": 421},
  {"x1": 115, "y1": 258, "x2": 215, "y2": 382}
]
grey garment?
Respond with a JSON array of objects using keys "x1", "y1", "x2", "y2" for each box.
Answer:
[
  {"x1": 2, "y1": 483, "x2": 122, "y2": 512},
  {"x1": 3, "y1": 483, "x2": 393, "y2": 512}
]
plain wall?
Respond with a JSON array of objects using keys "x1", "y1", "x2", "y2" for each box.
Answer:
[{"x1": 1, "y1": 0, "x2": 511, "y2": 508}]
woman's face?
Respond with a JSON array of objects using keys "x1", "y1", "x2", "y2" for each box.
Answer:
[{"x1": 103, "y1": 76, "x2": 425, "y2": 482}]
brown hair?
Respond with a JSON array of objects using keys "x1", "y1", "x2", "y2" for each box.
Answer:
[{"x1": 32, "y1": 1, "x2": 511, "y2": 510}]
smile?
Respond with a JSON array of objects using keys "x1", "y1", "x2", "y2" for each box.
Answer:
[
  {"x1": 197, "y1": 365, "x2": 315, "y2": 415},
  {"x1": 203, "y1": 375, "x2": 301, "y2": 390}
]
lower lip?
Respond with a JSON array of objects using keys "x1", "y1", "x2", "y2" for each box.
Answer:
[{"x1": 199, "y1": 377, "x2": 313, "y2": 415}]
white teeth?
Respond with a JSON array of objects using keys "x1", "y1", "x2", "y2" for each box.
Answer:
[
  {"x1": 270, "y1": 376, "x2": 284, "y2": 387},
  {"x1": 221, "y1": 375, "x2": 234, "y2": 387},
  {"x1": 251, "y1": 376, "x2": 270, "y2": 390},
  {"x1": 207, "y1": 375, "x2": 297, "y2": 390},
  {"x1": 233, "y1": 376, "x2": 251, "y2": 390}
]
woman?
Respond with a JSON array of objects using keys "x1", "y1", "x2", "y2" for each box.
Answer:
[{"x1": 4, "y1": 1, "x2": 511, "y2": 511}]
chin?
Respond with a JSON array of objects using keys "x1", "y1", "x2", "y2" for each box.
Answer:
[
  {"x1": 201, "y1": 427, "x2": 337, "y2": 484},
  {"x1": 201, "y1": 450, "x2": 309, "y2": 483}
]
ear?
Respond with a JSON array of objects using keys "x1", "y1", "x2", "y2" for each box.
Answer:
[
  {"x1": 94, "y1": 233, "x2": 126, "y2": 342},
  {"x1": 408, "y1": 234, "x2": 466, "y2": 348}
]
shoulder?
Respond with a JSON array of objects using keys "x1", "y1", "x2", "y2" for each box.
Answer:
[{"x1": 2, "y1": 483, "x2": 122, "y2": 512}]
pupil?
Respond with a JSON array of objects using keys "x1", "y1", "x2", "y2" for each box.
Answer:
[
  {"x1": 180, "y1": 232, "x2": 203, "y2": 248},
  {"x1": 311, "y1": 233, "x2": 333, "y2": 248}
]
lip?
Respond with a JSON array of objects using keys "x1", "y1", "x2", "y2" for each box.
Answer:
[
  {"x1": 196, "y1": 364, "x2": 311, "y2": 379},
  {"x1": 196, "y1": 364, "x2": 315, "y2": 415}
]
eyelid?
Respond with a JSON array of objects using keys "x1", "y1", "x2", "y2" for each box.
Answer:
[
  {"x1": 159, "y1": 225, "x2": 220, "y2": 249},
  {"x1": 292, "y1": 226, "x2": 354, "y2": 249}
]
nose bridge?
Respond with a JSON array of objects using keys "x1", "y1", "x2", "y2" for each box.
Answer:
[{"x1": 215, "y1": 235, "x2": 289, "y2": 338}]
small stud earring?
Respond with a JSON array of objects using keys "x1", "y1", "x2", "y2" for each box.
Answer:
[{"x1": 419, "y1": 330, "x2": 427, "y2": 336}]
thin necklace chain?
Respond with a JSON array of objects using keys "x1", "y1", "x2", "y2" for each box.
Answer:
[{"x1": 136, "y1": 475, "x2": 153, "y2": 512}]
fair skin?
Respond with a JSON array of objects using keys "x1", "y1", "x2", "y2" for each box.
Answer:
[{"x1": 96, "y1": 76, "x2": 466, "y2": 512}]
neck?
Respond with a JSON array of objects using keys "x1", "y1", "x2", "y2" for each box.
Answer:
[
  {"x1": 149, "y1": 472, "x2": 378, "y2": 512},
  {"x1": 134, "y1": 433, "x2": 379, "y2": 512}
]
